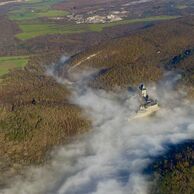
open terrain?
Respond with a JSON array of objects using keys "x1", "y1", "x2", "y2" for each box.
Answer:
[
  {"x1": 0, "y1": 56, "x2": 28, "y2": 76},
  {"x1": 4, "y1": 0, "x2": 194, "y2": 41},
  {"x1": 14, "y1": 15, "x2": 179, "y2": 40}
]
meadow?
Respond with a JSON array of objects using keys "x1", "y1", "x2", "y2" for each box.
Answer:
[
  {"x1": 7, "y1": 0, "x2": 181, "y2": 40},
  {"x1": 175, "y1": 4, "x2": 188, "y2": 9},
  {"x1": 16, "y1": 23, "x2": 88, "y2": 40},
  {"x1": 0, "y1": 56, "x2": 28, "y2": 76},
  {"x1": 89, "y1": 15, "x2": 180, "y2": 32},
  {"x1": 15, "y1": 15, "x2": 180, "y2": 40},
  {"x1": 9, "y1": 9, "x2": 68, "y2": 21}
]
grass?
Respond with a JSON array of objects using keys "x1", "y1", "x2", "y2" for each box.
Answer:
[
  {"x1": 0, "y1": 56, "x2": 29, "y2": 76},
  {"x1": 8, "y1": 0, "x2": 180, "y2": 40},
  {"x1": 9, "y1": 9, "x2": 68, "y2": 21},
  {"x1": 16, "y1": 23, "x2": 88, "y2": 40},
  {"x1": 176, "y1": 4, "x2": 188, "y2": 9},
  {"x1": 89, "y1": 15, "x2": 181, "y2": 31},
  {"x1": 16, "y1": 15, "x2": 180, "y2": 40},
  {"x1": 8, "y1": 0, "x2": 68, "y2": 21}
]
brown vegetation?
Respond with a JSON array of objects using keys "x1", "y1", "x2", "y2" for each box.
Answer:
[
  {"x1": 0, "y1": 9, "x2": 194, "y2": 191},
  {"x1": 0, "y1": 16, "x2": 21, "y2": 56},
  {"x1": 150, "y1": 142, "x2": 194, "y2": 194},
  {"x1": 0, "y1": 15, "x2": 150, "y2": 57},
  {"x1": 0, "y1": 55, "x2": 90, "y2": 186},
  {"x1": 66, "y1": 16, "x2": 194, "y2": 91}
]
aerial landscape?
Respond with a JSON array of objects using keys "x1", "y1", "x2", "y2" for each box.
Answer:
[{"x1": 0, "y1": 0, "x2": 194, "y2": 193}]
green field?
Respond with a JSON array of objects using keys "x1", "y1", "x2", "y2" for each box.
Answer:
[
  {"x1": 9, "y1": 9, "x2": 68, "y2": 21},
  {"x1": 0, "y1": 56, "x2": 29, "y2": 77},
  {"x1": 8, "y1": 0, "x2": 67, "y2": 21},
  {"x1": 15, "y1": 15, "x2": 180, "y2": 40},
  {"x1": 176, "y1": 4, "x2": 188, "y2": 9},
  {"x1": 16, "y1": 23, "x2": 88, "y2": 40},
  {"x1": 89, "y1": 15, "x2": 180, "y2": 32},
  {"x1": 8, "y1": 0, "x2": 181, "y2": 40}
]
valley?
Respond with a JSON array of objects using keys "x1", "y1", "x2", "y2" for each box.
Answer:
[{"x1": 0, "y1": 0, "x2": 194, "y2": 193}]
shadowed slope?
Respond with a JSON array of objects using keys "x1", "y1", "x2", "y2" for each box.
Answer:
[{"x1": 65, "y1": 16, "x2": 194, "y2": 91}]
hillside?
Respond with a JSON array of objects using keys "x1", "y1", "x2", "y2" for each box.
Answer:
[
  {"x1": 60, "y1": 16, "x2": 194, "y2": 194},
  {"x1": 0, "y1": 12, "x2": 194, "y2": 191},
  {"x1": 65, "y1": 16, "x2": 194, "y2": 95},
  {"x1": 149, "y1": 141, "x2": 194, "y2": 194},
  {"x1": 0, "y1": 53, "x2": 91, "y2": 187}
]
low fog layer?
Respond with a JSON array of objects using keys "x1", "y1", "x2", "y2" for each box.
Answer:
[{"x1": 2, "y1": 67, "x2": 194, "y2": 194}]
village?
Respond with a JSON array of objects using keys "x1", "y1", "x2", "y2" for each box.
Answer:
[{"x1": 67, "y1": 10, "x2": 129, "y2": 24}]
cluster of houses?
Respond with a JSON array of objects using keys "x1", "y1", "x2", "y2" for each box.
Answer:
[{"x1": 67, "y1": 10, "x2": 128, "y2": 24}]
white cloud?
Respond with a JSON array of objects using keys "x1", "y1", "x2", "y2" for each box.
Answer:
[{"x1": 2, "y1": 66, "x2": 194, "y2": 194}]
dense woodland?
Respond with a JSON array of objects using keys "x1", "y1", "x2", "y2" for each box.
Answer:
[
  {"x1": 63, "y1": 16, "x2": 194, "y2": 194},
  {"x1": 0, "y1": 4, "x2": 194, "y2": 192},
  {"x1": 150, "y1": 141, "x2": 194, "y2": 194},
  {"x1": 0, "y1": 54, "x2": 91, "y2": 186},
  {"x1": 68, "y1": 16, "x2": 194, "y2": 96}
]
